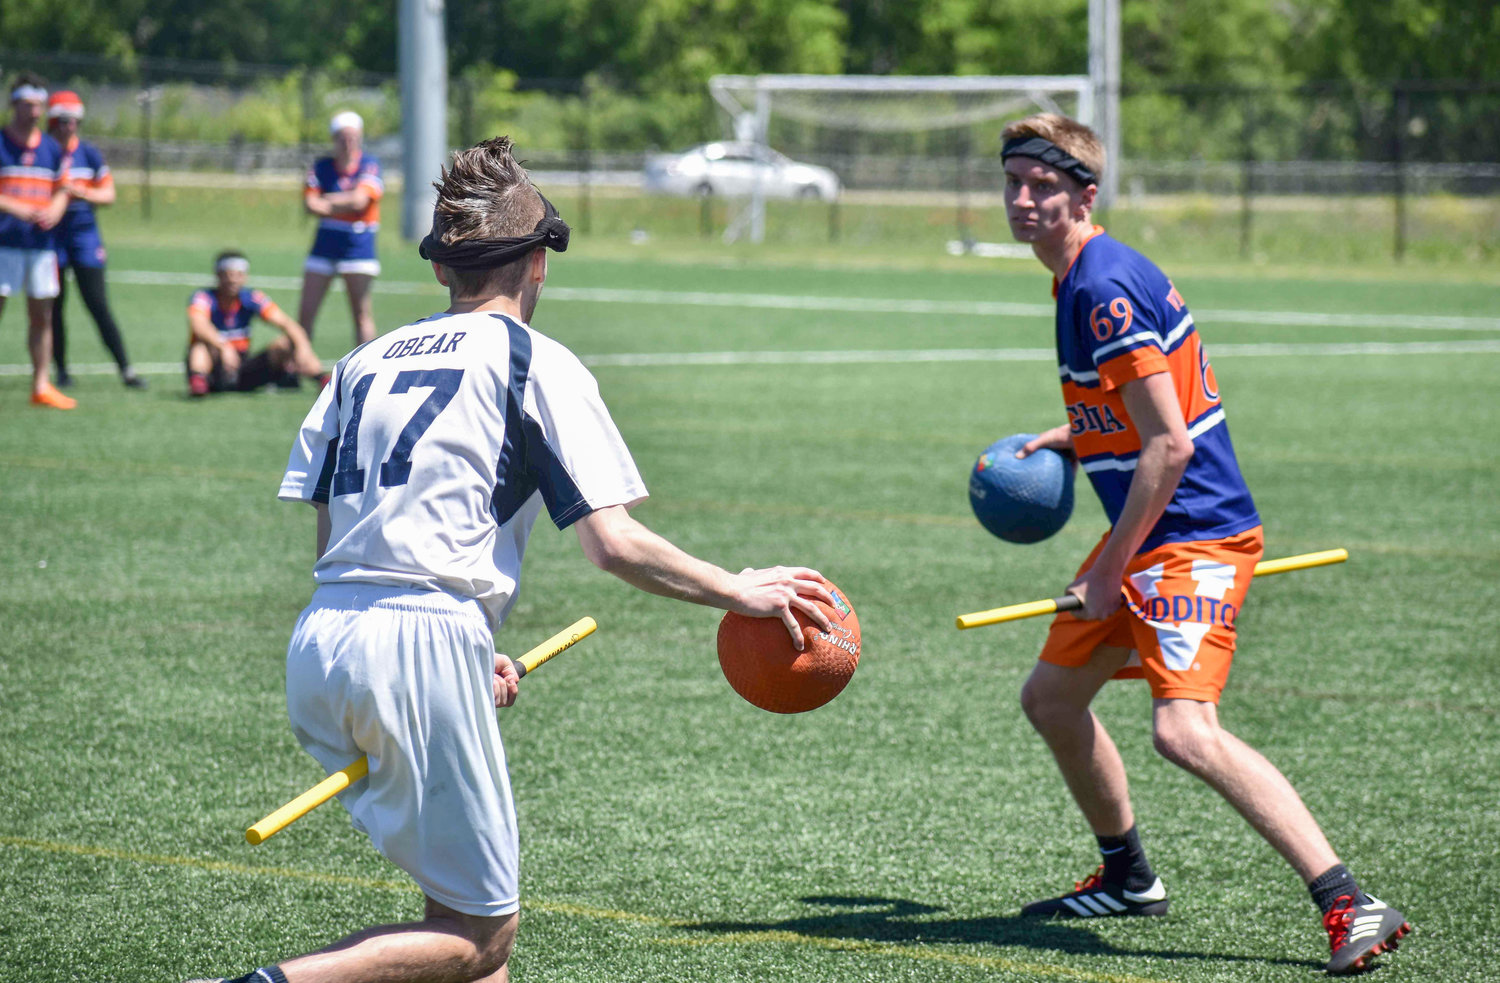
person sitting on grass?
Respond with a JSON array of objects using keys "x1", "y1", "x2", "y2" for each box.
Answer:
[{"x1": 186, "y1": 250, "x2": 326, "y2": 396}]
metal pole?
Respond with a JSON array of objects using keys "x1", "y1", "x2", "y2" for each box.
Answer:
[
  {"x1": 399, "y1": 0, "x2": 448, "y2": 241},
  {"x1": 301, "y1": 71, "x2": 315, "y2": 161},
  {"x1": 1088, "y1": 0, "x2": 1121, "y2": 208},
  {"x1": 138, "y1": 86, "x2": 155, "y2": 221},
  {"x1": 577, "y1": 82, "x2": 592, "y2": 235},
  {"x1": 1392, "y1": 85, "x2": 1408, "y2": 263},
  {"x1": 957, "y1": 131, "x2": 972, "y2": 248},
  {"x1": 1239, "y1": 95, "x2": 1254, "y2": 260},
  {"x1": 749, "y1": 84, "x2": 770, "y2": 243}
]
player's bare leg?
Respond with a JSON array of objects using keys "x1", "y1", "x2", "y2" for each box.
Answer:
[
  {"x1": 27, "y1": 295, "x2": 53, "y2": 392},
  {"x1": 267, "y1": 335, "x2": 325, "y2": 381},
  {"x1": 1151, "y1": 697, "x2": 1337, "y2": 880},
  {"x1": 297, "y1": 269, "x2": 334, "y2": 341},
  {"x1": 276, "y1": 898, "x2": 516, "y2": 983},
  {"x1": 27, "y1": 296, "x2": 74, "y2": 407},
  {"x1": 1020, "y1": 648, "x2": 1136, "y2": 836},
  {"x1": 343, "y1": 271, "x2": 377, "y2": 345},
  {"x1": 1151, "y1": 698, "x2": 1410, "y2": 972},
  {"x1": 186, "y1": 341, "x2": 213, "y2": 375},
  {"x1": 1019, "y1": 648, "x2": 1169, "y2": 917}
]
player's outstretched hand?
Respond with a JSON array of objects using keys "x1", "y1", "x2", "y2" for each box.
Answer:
[
  {"x1": 493, "y1": 653, "x2": 520, "y2": 708},
  {"x1": 729, "y1": 566, "x2": 835, "y2": 650},
  {"x1": 1016, "y1": 424, "x2": 1074, "y2": 460}
]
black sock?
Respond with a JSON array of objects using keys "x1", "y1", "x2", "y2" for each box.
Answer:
[
  {"x1": 226, "y1": 967, "x2": 289, "y2": 983},
  {"x1": 1097, "y1": 826, "x2": 1155, "y2": 892},
  {"x1": 1309, "y1": 863, "x2": 1368, "y2": 914}
]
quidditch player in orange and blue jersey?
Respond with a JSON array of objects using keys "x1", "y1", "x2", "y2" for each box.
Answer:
[
  {"x1": 297, "y1": 110, "x2": 383, "y2": 346},
  {"x1": 186, "y1": 250, "x2": 326, "y2": 397},
  {"x1": 46, "y1": 89, "x2": 145, "y2": 390},
  {"x1": 998, "y1": 114, "x2": 1409, "y2": 976},
  {"x1": 0, "y1": 72, "x2": 74, "y2": 409}
]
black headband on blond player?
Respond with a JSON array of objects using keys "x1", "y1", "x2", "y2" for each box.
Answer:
[
  {"x1": 418, "y1": 190, "x2": 570, "y2": 272},
  {"x1": 1000, "y1": 135, "x2": 1098, "y2": 188}
]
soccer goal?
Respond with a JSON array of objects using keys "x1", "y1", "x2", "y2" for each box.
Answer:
[{"x1": 707, "y1": 74, "x2": 1096, "y2": 245}]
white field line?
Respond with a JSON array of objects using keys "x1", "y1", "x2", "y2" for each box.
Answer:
[
  {"x1": 9, "y1": 339, "x2": 1499, "y2": 377},
  {"x1": 106, "y1": 269, "x2": 1500, "y2": 333}
]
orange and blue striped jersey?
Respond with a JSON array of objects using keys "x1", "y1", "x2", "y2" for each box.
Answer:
[
  {"x1": 305, "y1": 154, "x2": 383, "y2": 232},
  {"x1": 0, "y1": 128, "x2": 69, "y2": 249},
  {"x1": 188, "y1": 287, "x2": 281, "y2": 353},
  {"x1": 1054, "y1": 229, "x2": 1259, "y2": 550},
  {"x1": 58, "y1": 136, "x2": 111, "y2": 229}
]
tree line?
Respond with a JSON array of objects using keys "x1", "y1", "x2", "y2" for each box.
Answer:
[{"x1": 3, "y1": 0, "x2": 1494, "y2": 93}]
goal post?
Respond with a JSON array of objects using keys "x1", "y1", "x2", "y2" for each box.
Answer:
[{"x1": 707, "y1": 74, "x2": 1098, "y2": 244}]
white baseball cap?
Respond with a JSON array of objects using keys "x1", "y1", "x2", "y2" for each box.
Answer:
[
  {"x1": 329, "y1": 110, "x2": 364, "y2": 136},
  {"x1": 327, "y1": 111, "x2": 361, "y2": 136}
]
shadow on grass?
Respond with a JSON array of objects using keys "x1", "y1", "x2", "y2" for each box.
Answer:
[{"x1": 682, "y1": 895, "x2": 1322, "y2": 971}]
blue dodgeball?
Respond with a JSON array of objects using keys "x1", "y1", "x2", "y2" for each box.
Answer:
[{"x1": 968, "y1": 434, "x2": 1075, "y2": 544}]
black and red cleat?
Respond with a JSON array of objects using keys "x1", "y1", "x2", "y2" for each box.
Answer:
[
  {"x1": 1020, "y1": 864, "x2": 1169, "y2": 918},
  {"x1": 1324, "y1": 894, "x2": 1412, "y2": 975}
]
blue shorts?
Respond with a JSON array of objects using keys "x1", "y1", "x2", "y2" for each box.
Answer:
[
  {"x1": 55, "y1": 223, "x2": 107, "y2": 270},
  {"x1": 310, "y1": 226, "x2": 378, "y2": 262}
]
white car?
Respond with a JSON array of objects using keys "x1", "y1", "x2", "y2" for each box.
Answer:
[{"x1": 644, "y1": 142, "x2": 841, "y2": 201}]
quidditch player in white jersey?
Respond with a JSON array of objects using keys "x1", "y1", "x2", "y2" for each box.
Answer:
[{"x1": 188, "y1": 137, "x2": 834, "y2": 983}]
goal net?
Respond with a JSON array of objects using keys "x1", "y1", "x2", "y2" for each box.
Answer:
[{"x1": 707, "y1": 74, "x2": 1095, "y2": 246}]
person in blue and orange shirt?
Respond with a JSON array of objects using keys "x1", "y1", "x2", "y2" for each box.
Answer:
[
  {"x1": 46, "y1": 89, "x2": 145, "y2": 390},
  {"x1": 297, "y1": 110, "x2": 382, "y2": 347},
  {"x1": 187, "y1": 250, "x2": 326, "y2": 397},
  {"x1": 0, "y1": 72, "x2": 74, "y2": 409},
  {"x1": 997, "y1": 114, "x2": 1409, "y2": 976}
]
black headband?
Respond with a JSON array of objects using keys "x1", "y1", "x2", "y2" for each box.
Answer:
[
  {"x1": 1001, "y1": 136, "x2": 1098, "y2": 187},
  {"x1": 419, "y1": 190, "x2": 570, "y2": 272}
]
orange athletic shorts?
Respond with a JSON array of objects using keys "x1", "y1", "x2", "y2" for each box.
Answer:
[{"x1": 1038, "y1": 526, "x2": 1264, "y2": 703}]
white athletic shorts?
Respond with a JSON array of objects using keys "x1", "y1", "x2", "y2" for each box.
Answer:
[
  {"x1": 286, "y1": 582, "x2": 519, "y2": 917},
  {"x1": 0, "y1": 246, "x2": 60, "y2": 299},
  {"x1": 304, "y1": 255, "x2": 381, "y2": 277}
]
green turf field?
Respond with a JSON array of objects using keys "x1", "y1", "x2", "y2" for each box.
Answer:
[{"x1": 2, "y1": 186, "x2": 1498, "y2": 982}]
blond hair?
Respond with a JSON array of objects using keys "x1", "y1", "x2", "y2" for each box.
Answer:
[
  {"x1": 430, "y1": 136, "x2": 546, "y2": 298},
  {"x1": 1000, "y1": 114, "x2": 1106, "y2": 186}
]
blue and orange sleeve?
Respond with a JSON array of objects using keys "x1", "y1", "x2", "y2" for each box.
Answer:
[
  {"x1": 249, "y1": 289, "x2": 281, "y2": 321},
  {"x1": 1074, "y1": 279, "x2": 1169, "y2": 391},
  {"x1": 357, "y1": 160, "x2": 383, "y2": 200}
]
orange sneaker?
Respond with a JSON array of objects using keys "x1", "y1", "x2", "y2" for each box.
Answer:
[{"x1": 31, "y1": 383, "x2": 77, "y2": 409}]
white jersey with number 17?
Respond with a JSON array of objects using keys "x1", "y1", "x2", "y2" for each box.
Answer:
[{"x1": 278, "y1": 310, "x2": 647, "y2": 629}]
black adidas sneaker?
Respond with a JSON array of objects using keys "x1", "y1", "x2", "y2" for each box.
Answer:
[
  {"x1": 1019, "y1": 864, "x2": 1169, "y2": 918},
  {"x1": 1323, "y1": 893, "x2": 1411, "y2": 975}
]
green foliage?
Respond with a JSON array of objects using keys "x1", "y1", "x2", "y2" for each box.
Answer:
[
  {"x1": 1290, "y1": 0, "x2": 1500, "y2": 83},
  {"x1": 6, "y1": 0, "x2": 1498, "y2": 162},
  {"x1": 449, "y1": 0, "x2": 848, "y2": 93},
  {"x1": 9, "y1": 0, "x2": 1498, "y2": 96}
]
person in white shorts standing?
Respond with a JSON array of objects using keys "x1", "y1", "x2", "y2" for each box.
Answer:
[
  {"x1": 187, "y1": 136, "x2": 834, "y2": 983},
  {"x1": 298, "y1": 111, "x2": 383, "y2": 346},
  {"x1": 0, "y1": 72, "x2": 74, "y2": 409}
]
